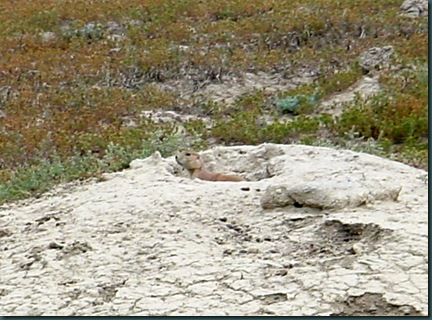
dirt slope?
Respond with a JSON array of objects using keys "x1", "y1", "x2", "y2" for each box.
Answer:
[{"x1": 0, "y1": 144, "x2": 427, "y2": 316}]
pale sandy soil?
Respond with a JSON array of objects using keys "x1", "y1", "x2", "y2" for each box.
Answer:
[{"x1": 0, "y1": 143, "x2": 427, "y2": 316}]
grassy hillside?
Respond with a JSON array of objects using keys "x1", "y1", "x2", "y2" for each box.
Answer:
[{"x1": 0, "y1": 0, "x2": 428, "y2": 203}]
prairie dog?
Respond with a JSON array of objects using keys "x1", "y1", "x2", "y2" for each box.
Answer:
[{"x1": 175, "y1": 151, "x2": 243, "y2": 182}]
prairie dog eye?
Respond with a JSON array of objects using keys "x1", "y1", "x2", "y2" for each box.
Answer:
[{"x1": 185, "y1": 152, "x2": 191, "y2": 156}]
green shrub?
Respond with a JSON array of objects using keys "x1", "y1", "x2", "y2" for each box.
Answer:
[
  {"x1": 0, "y1": 132, "x2": 180, "y2": 204},
  {"x1": 334, "y1": 91, "x2": 427, "y2": 144}
]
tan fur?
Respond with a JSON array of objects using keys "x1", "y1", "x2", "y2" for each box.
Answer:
[{"x1": 175, "y1": 151, "x2": 243, "y2": 182}]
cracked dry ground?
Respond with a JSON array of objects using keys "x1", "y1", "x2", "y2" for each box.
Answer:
[{"x1": 0, "y1": 145, "x2": 428, "y2": 316}]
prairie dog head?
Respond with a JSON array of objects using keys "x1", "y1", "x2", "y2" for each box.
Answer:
[{"x1": 175, "y1": 150, "x2": 203, "y2": 170}]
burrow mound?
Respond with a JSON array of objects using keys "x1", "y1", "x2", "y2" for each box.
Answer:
[
  {"x1": 166, "y1": 143, "x2": 285, "y2": 181},
  {"x1": 166, "y1": 143, "x2": 409, "y2": 211}
]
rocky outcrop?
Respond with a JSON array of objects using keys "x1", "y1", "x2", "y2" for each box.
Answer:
[
  {"x1": 359, "y1": 46, "x2": 395, "y2": 73},
  {"x1": 260, "y1": 181, "x2": 401, "y2": 210},
  {"x1": 400, "y1": 0, "x2": 428, "y2": 17}
]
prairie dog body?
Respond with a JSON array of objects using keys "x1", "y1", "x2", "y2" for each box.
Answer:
[{"x1": 175, "y1": 151, "x2": 243, "y2": 182}]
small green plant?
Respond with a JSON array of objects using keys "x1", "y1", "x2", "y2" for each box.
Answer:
[
  {"x1": 273, "y1": 83, "x2": 323, "y2": 114},
  {"x1": 318, "y1": 64, "x2": 363, "y2": 97},
  {"x1": 235, "y1": 90, "x2": 268, "y2": 111}
]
